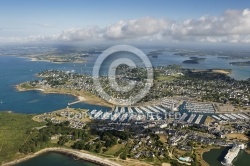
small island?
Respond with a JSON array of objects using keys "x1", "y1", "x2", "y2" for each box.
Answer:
[
  {"x1": 29, "y1": 55, "x2": 86, "y2": 63},
  {"x1": 25, "y1": 47, "x2": 97, "y2": 63},
  {"x1": 218, "y1": 56, "x2": 250, "y2": 60},
  {"x1": 183, "y1": 57, "x2": 206, "y2": 64},
  {"x1": 189, "y1": 57, "x2": 206, "y2": 61},
  {"x1": 230, "y1": 61, "x2": 250, "y2": 66},
  {"x1": 183, "y1": 60, "x2": 199, "y2": 64}
]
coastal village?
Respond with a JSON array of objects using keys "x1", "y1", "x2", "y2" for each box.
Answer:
[
  {"x1": 31, "y1": 98, "x2": 250, "y2": 166},
  {"x1": 2, "y1": 1, "x2": 250, "y2": 166},
  {"x1": 20, "y1": 65, "x2": 250, "y2": 109},
  {"x1": 15, "y1": 66, "x2": 250, "y2": 166}
]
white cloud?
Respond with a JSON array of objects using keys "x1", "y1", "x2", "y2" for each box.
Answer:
[
  {"x1": 104, "y1": 17, "x2": 171, "y2": 39},
  {"x1": 58, "y1": 27, "x2": 102, "y2": 41},
  {"x1": 2, "y1": 8, "x2": 250, "y2": 44},
  {"x1": 167, "y1": 8, "x2": 250, "y2": 43}
]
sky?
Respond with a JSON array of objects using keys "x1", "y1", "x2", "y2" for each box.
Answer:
[{"x1": 1, "y1": 0, "x2": 250, "y2": 46}]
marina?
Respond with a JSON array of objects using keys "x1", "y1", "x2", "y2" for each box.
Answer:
[
  {"x1": 102, "y1": 112, "x2": 112, "y2": 120},
  {"x1": 194, "y1": 115, "x2": 203, "y2": 124},
  {"x1": 93, "y1": 110, "x2": 103, "y2": 119},
  {"x1": 218, "y1": 114, "x2": 229, "y2": 121},
  {"x1": 111, "y1": 112, "x2": 120, "y2": 121},
  {"x1": 179, "y1": 113, "x2": 188, "y2": 122},
  {"x1": 183, "y1": 102, "x2": 215, "y2": 113},
  {"x1": 187, "y1": 114, "x2": 196, "y2": 123},
  {"x1": 212, "y1": 115, "x2": 221, "y2": 121},
  {"x1": 119, "y1": 113, "x2": 128, "y2": 122},
  {"x1": 211, "y1": 113, "x2": 250, "y2": 121},
  {"x1": 90, "y1": 110, "x2": 97, "y2": 115},
  {"x1": 161, "y1": 98, "x2": 178, "y2": 111},
  {"x1": 128, "y1": 107, "x2": 133, "y2": 114},
  {"x1": 128, "y1": 113, "x2": 135, "y2": 121},
  {"x1": 87, "y1": 103, "x2": 250, "y2": 125}
]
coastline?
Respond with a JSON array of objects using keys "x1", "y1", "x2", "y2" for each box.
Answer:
[
  {"x1": 211, "y1": 69, "x2": 231, "y2": 75},
  {"x1": 191, "y1": 69, "x2": 232, "y2": 75},
  {"x1": 29, "y1": 57, "x2": 51, "y2": 63},
  {"x1": 15, "y1": 83, "x2": 112, "y2": 108},
  {"x1": 29, "y1": 57, "x2": 86, "y2": 64},
  {"x1": 2, "y1": 147, "x2": 121, "y2": 166}
]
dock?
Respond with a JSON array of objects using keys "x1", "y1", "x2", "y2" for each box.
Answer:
[{"x1": 68, "y1": 100, "x2": 82, "y2": 106}]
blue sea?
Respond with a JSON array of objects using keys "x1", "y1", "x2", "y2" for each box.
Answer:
[
  {"x1": 0, "y1": 52, "x2": 250, "y2": 113},
  {"x1": 0, "y1": 55, "x2": 110, "y2": 113}
]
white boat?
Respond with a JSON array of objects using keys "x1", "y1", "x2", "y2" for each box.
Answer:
[
  {"x1": 194, "y1": 115, "x2": 203, "y2": 124},
  {"x1": 111, "y1": 113, "x2": 120, "y2": 121},
  {"x1": 94, "y1": 110, "x2": 103, "y2": 119},
  {"x1": 90, "y1": 110, "x2": 97, "y2": 115},
  {"x1": 136, "y1": 114, "x2": 146, "y2": 121},
  {"x1": 120, "y1": 107, "x2": 125, "y2": 113},
  {"x1": 120, "y1": 113, "x2": 128, "y2": 122},
  {"x1": 128, "y1": 107, "x2": 133, "y2": 114},
  {"x1": 187, "y1": 114, "x2": 196, "y2": 123},
  {"x1": 128, "y1": 114, "x2": 135, "y2": 121},
  {"x1": 149, "y1": 114, "x2": 155, "y2": 121},
  {"x1": 156, "y1": 114, "x2": 162, "y2": 120},
  {"x1": 135, "y1": 107, "x2": 143, "y2": 114},
  {"x1": 179, "y1": 113, "x2": 188, "y2": 122},
  {"x1": 102, "y1": 112, "x2": 112, "y2": 120},
  {"x1": 114, "y1": 107, "x2": 119, "y2": 112}
]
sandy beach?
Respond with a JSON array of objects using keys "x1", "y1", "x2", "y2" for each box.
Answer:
[
  {"x1": 2, "y1": 147, "x2": 121, "y2": 166},
  {"x1": 78, "y1": 96, "x2": 86, "y2": 101},
  {"x1": 191, "y1": 69, "x2": 231, "y2": 75},
  {"x1": 15, "y1": 83, "x2": 112, "y2": 107},
  {"x1": 29, "y1": 57, "x2": 51, "y2": 63},
  {"x1": 211, "y1": 69, "x2": 231, "y2": 74}
]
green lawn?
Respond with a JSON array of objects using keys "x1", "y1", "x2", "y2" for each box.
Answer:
[
  {"x1": 0, "y1": 112, "x2": 44, "y2": 164},
  {"x1": 20, "y1": 82, "x2": 34, "y2": 89},
  {"x1": 104, "y1": 144, "x2": 125, "y2": 155}
]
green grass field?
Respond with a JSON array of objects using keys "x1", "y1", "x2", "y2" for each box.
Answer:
[
  {"x1": 0, "y1": 112, "x2": 44, "y2": 164},
  {"x1": 20, "y1": 82, "x2": 35, "y2": 89},
  {"x1": 104, "y1": 144, "x2": 125, "y2": 156}
]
